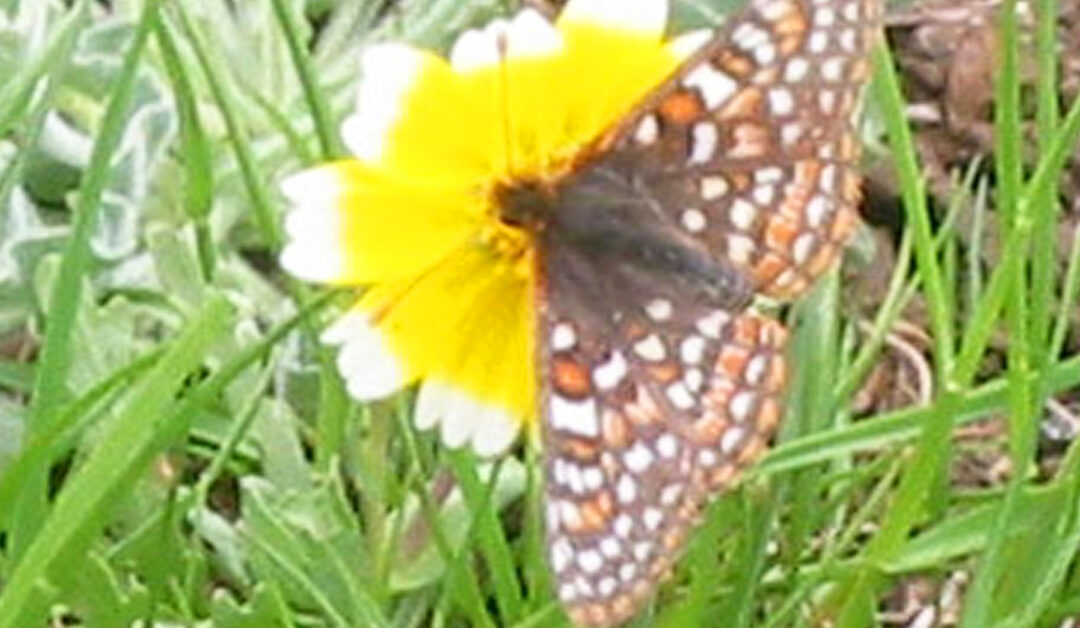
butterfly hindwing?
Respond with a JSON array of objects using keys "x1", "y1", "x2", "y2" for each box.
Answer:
[{"x1": 540, "y1": 266, "x2": 787, "y2": 625}]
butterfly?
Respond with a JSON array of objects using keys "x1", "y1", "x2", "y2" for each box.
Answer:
[{"x1": 507, "y1": 0, "x2": 882, "y2": 624}]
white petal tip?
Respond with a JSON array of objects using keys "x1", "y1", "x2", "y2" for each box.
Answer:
[
  {"x1": 416, "y1": 381, "x2": 520, "y2": 457},
  {"x1": 668, "y1": 28, "x2": 713, "y2": 60},
  {"x1": 280, "y1": 243, "x2": 345, "y2": 283},
  {"x1": 279, "y1": 202, "x2": 345, "y2": 282},
  {"x1": 450, "y1": 9, "x2": 562, "y2": 72},
  {"x1": 560, "y1": 0, "x2": 668, "y2": 34},
  {"x1": 346, "y1": 43, "x2": 428, "y2": 162},
  {"x1": 280, "y1": 168, "x2": 342, "y2": 203},
  {"x1": 324, "y1": 311, "x2": 407, "y2": 400}
]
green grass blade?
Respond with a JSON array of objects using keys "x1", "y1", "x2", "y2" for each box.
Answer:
[
  {"x1": 0, "y1": 295, "x2": 233, "y2": 627},
  {"x1": 0, "y1": 1, "x2": 87, "y2": 139},
  {"x1": 154, "y1": 18, "x2": 216, "y2": 280},
  {"x1": 1029, "y1": 0, "x2": 1061, "y2": 359},
  {"x1": 269, "y1": 0, "x2": 342, "y2": 160},
  {"x1": 447, "y1": 450, "x2": 524, "y2": 624},
  {"x1": 170, "y1": 2, "x2": 282, "y2": 246},
  {"x1": 757, "y1": 353, "x2": 1080, "y2": 478},
  {"x1": 871, "y1": 42, "x2": 955, "y2": 376},
  {"x1": 13, "y1": 0, "x2": 161, "y2": 562}
]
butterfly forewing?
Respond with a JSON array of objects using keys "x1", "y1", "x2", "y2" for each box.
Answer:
[{"x1": 607, "y1": 0, "x2": 881, "y2": 299}]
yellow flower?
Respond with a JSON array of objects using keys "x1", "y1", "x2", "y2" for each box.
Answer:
[{"x1": 281, "y1": 0, "x2": 705, "y2": 455}]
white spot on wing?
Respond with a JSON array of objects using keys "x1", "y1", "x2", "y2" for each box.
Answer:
[
  {"x1": 644, "y1": 507, "x2": 663, "y2": 530},
  {"x1": 646, "y1": 298, "x2": 673, "y2": 321},
  {"x1": 598, "y1": 577, "x2": 617, "y2": 596},
  {"x1": 617, "y1": 474, "x2": 636, "y2": 503},
  {"x1": 682, "y1": 208, "x2": 708, "y2": 233},
  {"x1": 720, "y1": 425, "x2": 746, "y2": 454},
  {"x1": 551, "y1": 537, "x2": 573, "y2": 572},
  {"x1": 769, "y1": 88, "x2": 795, "y2": 116},
  {"x1": 593, "y1": 351, "x2": 628, "y2": 390},
  {"x1": 666, "y1": 381, "x2": 696, "y2": 410},
  {"x1": 550, "y1": 395, "x2": 600, "y2": 437},
  {"x1": 680, "y1": 335, "x2": 707, "y2": 364},
  {"x1": 785, "y1": 57, "x2": 810, "y2": 82},
  {"x1": 696, "y1": 310, "x2": 730, "y2": 338},
  {"x1": 689, "y1": 121, "x2": 719, "y2": 164},
  {"x1": 727, "y1": 234, "x2": 757, "y2": 265},
  {"x1": 578, "y1": 549, "x2": 603, "y2": 573},
  {"x1": 701, "y1": 175, "x2": 729, "y2": 200},
  {"x1": 552, "y1": 322, "x2": 576, "y2": 350},
  {"x1": 600, "y1": 537, "x2": 620, "y2": 558},
  {"x1": 729, "y1": 390, "x2": 755, "y2": 422},
  {"x1": 683, "y1": 64, "x2": 738, "y2": 108},
  {"x1": 730, "y1": 199, "x2": 758, "y2": 230},
  {"x1": 821, "y1": 57, "x2": 845, "y2": 82},
  {"x1": 793, "y1": 233, "x2": 816, "y2": 264},
  {"x1": 633, "y1": 334, "x2": 666, "y2": 362},
  {"x1": 624, "y1": 441, "x2": 655, "y2": 472},
  {"x1": 634, "y1": 114, "x2": 660, "y2": 145},
  {"x1": 657, "y1": 433, "x2": 679, "y2": 458}
]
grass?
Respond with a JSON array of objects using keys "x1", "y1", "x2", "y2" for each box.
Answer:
[{"x1": 1, "y1": 0, "x2": 1079, "y2": 626}]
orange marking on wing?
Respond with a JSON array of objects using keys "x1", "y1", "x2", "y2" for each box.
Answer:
[
  {"x1": 560, "y1": 437, "x2": 600, "y2": 461},
  {"x1": 553, "y1": 358, "x2": 592, "y2": 397},
  {"x1": 756, "y1": 397, "x2": 783, "y2": 432},
  {"x1": 601, "y1": 409, "x2": 631, "y2": 449},
  {"x1": 718, "y1": 87, "x2": 763, "y2": 120},
  {"x1": 776, "y1": 13, "x2": 807, "y2": 36},
  {"x1": 709, "y1": 464, "x2": 739, "y2": 488},
  {"x1": 691, "y1": 412, "x2": 729, "y2": 444},
  {"x1": 764, "y1": 214, "x2": 802, "y2": 253},
  {"x1": 578, "y1": 494, "x2": 613, "y2": 532},
  {"x1": 647, "y1": 361, "x2": 682, "y2": 385},
  {"x1": 658, "y1": 91, "x2": 705, "y2": 125},
  {"x1": 830, "y1": 206, "x2": 858, "y2": 241},
  {"x1": 763, "y1": 353, "x2": 787, "y2": 391},
  {"x1": 803, "y1": 242, "x2": 837, "y2": 277},
  {"x1": 736, "y1": 435, "x2": 768, "y2": 464},
  {"x1": 752, "y1": 252, "x2": 790, "y2": 284},
  {"x1": 719, "y1": 343, "x2": 752, "y2": 376},
  {"x1": 717, "y1": 50, "x2": 755, "y2": 77}
]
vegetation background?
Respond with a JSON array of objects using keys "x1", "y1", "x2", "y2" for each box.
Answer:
[{"x1": 0, "y1": 0, "x2": 1079, "y2": 626}]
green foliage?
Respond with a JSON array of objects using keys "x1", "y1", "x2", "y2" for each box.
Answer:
[{"x1": 1, "y1": 0, "x2": 1079, "y2": 626}]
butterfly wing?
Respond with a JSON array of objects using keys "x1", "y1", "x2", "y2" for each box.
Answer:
[
  {"x1": 540, "y1": 245, "x2": 787, "y2": 626},
  {"x1": 604, "y1": 0, "x2": 882, "y2": 299},
  {"x1": 539, "y1": 0, "x2": 881, "y2": 624}
]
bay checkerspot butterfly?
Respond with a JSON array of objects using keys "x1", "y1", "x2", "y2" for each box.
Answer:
[{"x1": 517, "y1": 0, "x2": 881, "y2": 624}]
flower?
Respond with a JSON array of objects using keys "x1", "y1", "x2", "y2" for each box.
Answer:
[{"x1": 280, "y1": 0, "x2": 704, "y2": 456}]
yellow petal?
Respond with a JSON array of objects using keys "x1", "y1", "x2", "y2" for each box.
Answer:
[
  {"x1": 357, "y1": 242, "x2": 536, "y2": 437},
  {"x1": 280, "y1": 161, "x2": 483, "y2": 285},
  {"x1": 552, "y1": 1, "x2": 682, "y2": 153},
  {"x1": 344, "y1": 43, "x2": 500, "y2": 184}
]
